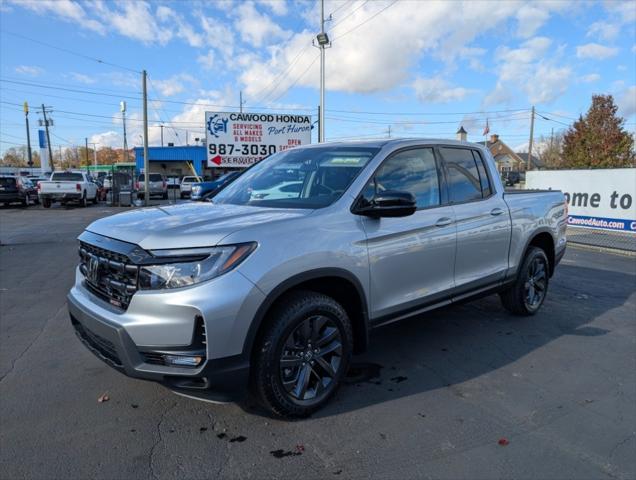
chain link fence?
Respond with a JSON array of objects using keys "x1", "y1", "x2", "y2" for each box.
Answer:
[{"x1": 565, "y1": 226, "x2": 636, "y2": 252}]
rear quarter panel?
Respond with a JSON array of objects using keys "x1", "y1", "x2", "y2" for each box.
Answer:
[{"x1": 504, "y1": 191, "x2": 567, "y2": 275}]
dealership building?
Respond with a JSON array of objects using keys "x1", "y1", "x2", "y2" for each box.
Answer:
[{"x1": 133, "y1": 146, "x2": 237, "y2": 180}]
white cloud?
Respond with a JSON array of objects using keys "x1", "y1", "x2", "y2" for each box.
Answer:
[
  {"x1": 515, "y1": 4, "x2": 550, "y2": 38},
  {"x1": 586, "y1": 21, "x2": 620, "y2": 41},
  {"x1": 70, "y1": 72, "x2": 96, "y2": 84},
  {"x1": 200, "y1": 16, "x2": 236, "y2": 62},
  {"x1": 156, "y1": 6, "x2": 204, "y2": 47},
  {"x1": 9, "y1": 0, "x2": 104, "y2": 33},
  {"x1": 14, "y1": 65, "x2": 43, "y2": 76},
  {"x1": 412, "y1": 76, "x2": 472, "y2": 103},
  {"x1": 618, "y1": 86, "x2": 636, "y2": 118},
  {"x1": 485, "y1": 36, "x2": 571, "y2": 105},
  {"x1": 234, "y1": 1, "x2": 290, "y2": 45},
  {"x1": 151, "y1": 74, "x2": 198, "y2": 97},
  {"x1": 256, "y1": 0, "x2": 288, "y2": 16},
  {"x1": 580, "y1": 73, "x2": 600, "y2": 83},
  {"x1": 240, "y1": 1, "x2": 574, "y2": 100},
  {"x1": 197, "y1": 51, "x2": 215, "y2": 71},
  {"x1": 107, "y1": 1, "x2": 172, "y2": 45},
  {"x1": 576, "y1": 43, "x2": 619, "y2": 60},
  {"x1": 88, "y1": 131, "x2": 121, "y2": 148}
]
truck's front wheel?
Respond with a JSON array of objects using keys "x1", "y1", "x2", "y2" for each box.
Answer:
[
  {"x1": 500, "y1": 246, "x2": 550, "y2": 316},
  {"x1": 252, "y1": 290, "x2": 353, "y2": 418}
]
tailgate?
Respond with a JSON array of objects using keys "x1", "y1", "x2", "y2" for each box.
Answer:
[{"x1": 40, "y1": 181, "x2": 79, "y2": 194}]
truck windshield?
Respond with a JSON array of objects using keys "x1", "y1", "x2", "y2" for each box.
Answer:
[
  {"x1": 213, "y1": 146, "x2": 380, "y2": 209},
  {"x1": 51, "y1": 172, "x2": 83, "y2": 181}
]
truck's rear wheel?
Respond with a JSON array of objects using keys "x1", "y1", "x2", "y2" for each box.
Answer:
[
  {"x1": 80, "y1": 192, "x2": 88, "y2": 208},
  {"x1": 42, "y1": 198, "x2": 51, "y2": 208},
  {"x1": 252, "y1": 290, "x2": 352, "y2": 418},
  {"x1": 500, "y1": 246, "x2": 549, "y2": 316}
]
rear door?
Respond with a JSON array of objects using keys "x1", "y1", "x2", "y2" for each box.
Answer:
[
  {"x1": 361, "y1": 147, "x2": 457, "y2": 322},
  {"x1": 437, "y1": 147, "x2": 511, "y2": 293}
]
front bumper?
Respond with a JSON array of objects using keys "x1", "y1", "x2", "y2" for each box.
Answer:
[{"x1": 68, "y1": 266, "x2": 265, "y2": 399}]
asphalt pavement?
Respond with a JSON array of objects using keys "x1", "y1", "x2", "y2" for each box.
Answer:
[{"x1": 1, "y1": 201, "x2": 635, "y2": 480}]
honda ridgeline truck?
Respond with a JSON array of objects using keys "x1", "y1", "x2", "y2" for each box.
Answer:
[{"x1": 68, "y1": 139, "x2": 567, "y2": 417}]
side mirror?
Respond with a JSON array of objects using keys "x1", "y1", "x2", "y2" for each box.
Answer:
[{"x1": 353, "y1": 190, "x2": 417, "y2": 218}]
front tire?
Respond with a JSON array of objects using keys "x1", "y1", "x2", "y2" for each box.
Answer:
[
  {"x1": 22, "y1": 194, "x2": 30, "y2": 207},
  {"x1": 500, "y1": 246, "x2": 550, "y2": 316},
  {"x1": 252, "y1": 290, "x2": 353, "y2": 418}
]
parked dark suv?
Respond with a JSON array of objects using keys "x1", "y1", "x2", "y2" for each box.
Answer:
[{"x1": 0, "y1": 175, "x2": 38, "y2": 206}]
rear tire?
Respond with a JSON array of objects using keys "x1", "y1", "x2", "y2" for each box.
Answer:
[
  {"x1": 500, "y1": 246, "x2": 550, "y2": 316},
  {"x1": 163, "y1": 192, "x2": 168, "y2": 200},
  {"x1": 42, "y1": 198, "x2": 51, "y2": 208},
  {"x1": 80, "y1": 192, "x2": 88, "y2": 208},
  {"x1": 252, "y1": 290, "x2": 353, "y2": 418}
]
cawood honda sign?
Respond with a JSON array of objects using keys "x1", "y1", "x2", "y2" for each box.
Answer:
[{"x1": 205, "y1": 112, "x2": 312, "y2": 168}]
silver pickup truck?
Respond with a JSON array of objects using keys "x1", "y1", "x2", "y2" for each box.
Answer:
[{"x1": 68, "y1": 139, "x2": 567, "y2": 417}]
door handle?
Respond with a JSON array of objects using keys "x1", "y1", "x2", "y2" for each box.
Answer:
[
  {"x1": 490, "y1": 208, "x2": 505, "y2": 216},
  {"x1": 435, "y1": 217, "x2": 453, "y2": 227}
]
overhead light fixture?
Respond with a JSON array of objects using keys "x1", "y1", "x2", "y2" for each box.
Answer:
[{"x1": 316, "y1": 32, "x2": 330, "y2": 46}]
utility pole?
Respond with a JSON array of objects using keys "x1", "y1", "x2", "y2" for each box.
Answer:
[
  {"x1": 527, "y1": 106, "x2": 535, "y2": 171},
  {"x1": 142, "y1": 70, "x2": 150, "y2": 206},
  {"x1": 40, "y1": 104, "x2": 54, "y2": 169},
  {"x1": 85, "y1": 137, "x2": 90, "y2": 175},
  {"x1": 23, "y1": 102, "x2": 33, "y2": 170},
  {"x1": 240, "y1": 91, "x2": 244, "y2": 113},
  {"x1": 89, "y1": 142, "x2": 98, "y2": 169},
  {"x1": 315, "y1": 0, "x2": 330, "y2": 143},
  {"x1": 160, "y1": 125, "x2": 164, "y2": 147},
  {"x1": 317, "y1": 105, "x2": 321, "y2": 142},
  {"x1": 121, "y1": 101, "x2": 129, "y2": 163},
  {"x1": 387, "y1": 125, "x2": 392, "y2": 138},
  {"x1": 186, "y1": 130, "x2": 189, "y2": 146}
]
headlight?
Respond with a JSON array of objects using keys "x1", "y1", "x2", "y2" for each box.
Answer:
[
  {"x1": 192, "y1": 186, "x2": 201, "y2": 193},
  {"x1": 138, "y1": 243, "x2": 256, "y2": 290}
]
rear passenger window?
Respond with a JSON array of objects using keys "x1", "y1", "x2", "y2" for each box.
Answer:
[
  {"x1": 441, "y1": 148, "x2": 482, "y2": 203},
  {"x1": 472, "y1": 150, "x2": 492, "y2": 197},
  {"x1": 363, "y1": 148, "x2": 440, "y2": 209}
]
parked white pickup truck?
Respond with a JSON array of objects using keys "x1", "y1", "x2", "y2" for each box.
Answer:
[{"x1": 38, "y1": 171, "x2": 98, "y2": 208}]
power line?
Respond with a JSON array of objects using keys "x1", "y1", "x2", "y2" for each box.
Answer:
[
  {"x1": 269, "y1": 54, "x2": 321, "y2": 103},
  {"x1": 329, "y1": 0, "x2": 371, "y2": 30},
  {"x1": 333, "y1": 0, "x2": 399, "y2": 41},
  {"x1": 1, "y1": 30, "x2": 141, "y2": 73}
]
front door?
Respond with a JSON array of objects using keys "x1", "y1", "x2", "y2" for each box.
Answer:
[{"x1": 360, "y1": 147, "x2": 457, "y2": 322}]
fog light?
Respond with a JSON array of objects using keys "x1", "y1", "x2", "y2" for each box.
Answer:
[{"x1": 163, "y1": 355, "x2": 203, "y2": 367}]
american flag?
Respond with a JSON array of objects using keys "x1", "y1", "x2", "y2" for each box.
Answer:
[{"x1": 483, "y1": 119, "x2": 490, "y2": 136}]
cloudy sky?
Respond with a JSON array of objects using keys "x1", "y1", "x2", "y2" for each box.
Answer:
[{"x1": 0, "y1": 0, "x2": 634, "y2": 154}]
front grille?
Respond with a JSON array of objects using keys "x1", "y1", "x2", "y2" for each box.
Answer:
[
  {"x1": 73, "y1": 319, "x2": 123, "y2": 367},
  {"x1": 79, "y1": 241, "x2": 138, "y2": 309}
]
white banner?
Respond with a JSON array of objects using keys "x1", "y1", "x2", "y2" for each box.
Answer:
[
  {"x1": 205, "y1": 112, "x2": 312, "y2": 168},
  {"x1": 526, "y1": 168, "x2": 636, "y2": 233}
]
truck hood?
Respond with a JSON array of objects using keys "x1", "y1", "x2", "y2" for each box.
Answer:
[{"x1": 86, "y1": 203, "x2": 312, "y2": 250}]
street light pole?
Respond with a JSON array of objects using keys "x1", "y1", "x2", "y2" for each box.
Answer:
[
  {"x1": 23, "y1": 102, "x2": 33, "y2": 170},
  {"x1": 315, "y1": 0, "x2": 330, "y2": 143},
  {"x1": 142, "y1": 70, "x2": 150, "y2": 206}
]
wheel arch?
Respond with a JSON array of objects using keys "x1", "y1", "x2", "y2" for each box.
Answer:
[
  {"x1": 244, "y1": 268, "x2": 370, "y2": 363},
  {"x1": 525, "y1": 230, "x2": 556, "y2": 276}
]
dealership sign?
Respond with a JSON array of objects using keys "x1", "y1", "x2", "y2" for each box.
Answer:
[
  {"x1": 526, "y1": 168, "x2": 636, "y2": 233},
  {"x1": 205, "y1": 112, "x2": 312, "y2": 168}
]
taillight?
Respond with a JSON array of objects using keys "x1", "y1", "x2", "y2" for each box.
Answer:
[
  {"x1": 76, "y1": 183, "x2": 81, "y2": 192},
  {"x1": 37, "y1": 182, "x2": 41, "y2": 191},
  {"x1": 163, "y1": 180, "x2": 167, "y2": 188},
  {"x1": 135, "y1": 181, "x2": 139, "y2": 190}
]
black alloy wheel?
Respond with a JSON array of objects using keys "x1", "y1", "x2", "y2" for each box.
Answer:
[
  {"x1": 524, "y1": 255, "x2": 547, "y2": 310},
  {"x1": 279, "y1": 315, "x2": 343, "y2": 402},
  {"x1": 252, "y1": 290, "x2": 353, "y2": 418}
]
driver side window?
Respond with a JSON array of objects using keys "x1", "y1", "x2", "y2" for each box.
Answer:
[{"x1": 362, "y1": 148, "x2": 441, "y2": 209}]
